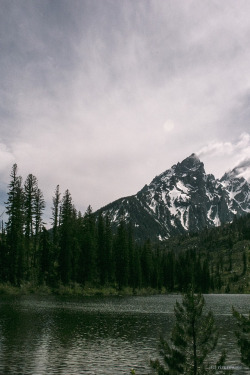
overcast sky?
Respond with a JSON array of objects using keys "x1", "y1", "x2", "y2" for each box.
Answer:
[{"x1": 1, "y1": 0, "x2": 250, "y2": 221}]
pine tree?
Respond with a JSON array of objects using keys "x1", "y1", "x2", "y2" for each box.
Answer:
[
  {"x1": 58, "y1": 189, "x2": 73, "y2": 284},
  {"x1": 242, "y1": 250, "x2": 247, "y2": 276},
  {"x1": 80, "y1": 205, "x2": 97, "y2": 284},
  {"x1": 151, "y1": 289, "x2": 229, "y2": 374},
  {"x1": 34, "y1": 188, "x2": 45, "y2": 237},
  {"x1": 232, "y1": 307, "x2": 250, "y2": 368},
  {"x1": 5, "y1": 164, "x2": 25, "y2": 284},
  {"x1": 24, "y1": 174, "x2": 38, "y2": 239},
  {"x1": 141, "y1": 239, "x2": 153, "y2": 287},
  {"x1": 0, "y1": 230, "x2": 8, "y2": 282},
  {"x1": 104, "y1": 214, "x2": 114, "y2": 284},
  {"x1": 151, "y1": 246, "x2": 163, "y2": 290},
  {"x1": 200, "y1": 259, "x2": 210, "y2": 293},
  {"x1": 51, "y1": 184, "x2": 61, "y2": 246},
  {"x1": 39, "y1": 226, "x2": 52, "y2": 284},
  {"x1": 51, "y1": 185, "x2": 61, "y2": 280},
  {"x1": 33, "y1": 187, "x2": 45, "y2": 279},
  {"x1": 132, "y1": 243, "x2": 142, "y2": 290},
  {"x1": 128, "y1": 223, "x2": 142, "y2": 290},
  {"x1": 97, "y1": 212, "x2": 107, "y2": 284},
  {"x1": 115, "y1": 219, "x2": 129, "y2": 289},
  {"x1": 163, "y1": 251, "x2": 175, "y2": 292},
  {"x1": 70, "y1": 207, "x2": 81, "y2": 283},
  {"x1": 23, "y1": 174, "x2": 45, "y2": 282}
]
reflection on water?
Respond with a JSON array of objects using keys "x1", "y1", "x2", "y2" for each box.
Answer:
[{"x1": 0, "y1": 294, "x2": 249, "y2": 374}]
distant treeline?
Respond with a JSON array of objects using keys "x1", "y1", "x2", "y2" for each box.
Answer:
[{"x1": 0, "y1": 164, "x2": 249, "y2": 293}]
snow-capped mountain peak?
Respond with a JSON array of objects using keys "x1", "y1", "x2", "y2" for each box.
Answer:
[{"x1": 97, "y1": 154, "x2": 250, "y2": 241}]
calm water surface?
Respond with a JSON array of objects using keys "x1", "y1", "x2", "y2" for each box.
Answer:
[{"x1": 0, "y1": 294, "x2": 249, "y2": 374}]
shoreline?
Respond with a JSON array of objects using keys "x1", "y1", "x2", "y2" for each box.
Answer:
[{"x1": 0, "y1": 282, "x2": 249, "y2": 297}]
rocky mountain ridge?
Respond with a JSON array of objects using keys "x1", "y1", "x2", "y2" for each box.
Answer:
[{"x1": 97, "y1": 154, "x2": 250, "y2": 241}]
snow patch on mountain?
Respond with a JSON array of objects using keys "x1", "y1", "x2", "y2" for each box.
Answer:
[{"x1": 97, "y1": 153, "x2": 250, "y2": 240}]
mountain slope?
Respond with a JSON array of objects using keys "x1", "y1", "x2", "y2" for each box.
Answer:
[{"x1": 97, "y1": 154, "x2": 250, "y2": 241}]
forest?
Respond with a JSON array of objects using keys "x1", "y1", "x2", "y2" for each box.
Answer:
[{"x1": 0, "y1": 164, "x2": 249, "y2": 294}]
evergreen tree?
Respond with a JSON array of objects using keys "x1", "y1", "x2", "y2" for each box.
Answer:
[
  {"x1": 141, "y1": 239, "x2": 153, "y2": 287},
  {"x1": 39, "y1": 226, "x2": 52, "y2": 284},
  {"x1": 232, "y1": 307, "x2": 250, "y2": 368},
  {"x1": 51, "y1": 185, "x2": 61, "y2": 280},
  {"x1": 0, "y1": 231, "x2": 8, "y2": 282},
  {"x1": 133, "y1": 243, "x2": 142, "y2": 290},
  {"x1": 24, "y1": 174, "x2": 38, "y2": 239},
  {"x1": 51, "y1": 184, "x2": 61, "y2": 246},
  {"x1": 97, "y1": 212, "x2": 107, "y2": 284},
  {"x1": 114, "y1": 219, "x2": 129, "y2": 289},
  {"x1": 200, "y1": 259, "x2": 210, "y2": 293},
  {"x1": 23, "y1": 174, "x2": 45, "y2": 282},
  {"x1": 128, "y1": 224, "x2": 142, "y2": 290},
  {"x1": 175, "y1": 253, "x2": 190, "y2": 291},
  {"x1": 151, "y1": 246, "x2": 163, "y2": 290},
  {"x1": 70, "y1": 208, "x2": 81, "y2": 283},
  {"x1": 242, "y1": 250, "x2": 247, "y2": 276},
  {"x1": 58, "y1": 189, "x2": 73, "y2": 284},
  {"x1": 5, "y1": 164, "x2": 25, "y2": 284},
  {"x1": 163, "y1": 252, "x2": 175, "y2": 292},
  {"x1": 127, "y1": 222, "x2": 135, "y2": 287},
  {"x1": 79, "y1": 205, "x2": 97, "y2": 284},
  {"x1": 34, "y1": 188, "x2": 45, "y2": 237},
  {"x1": 151, "y1": 289, "x2": 229, "y2": 375},
  {"x1": 104, "y1": 214, "x2": 114, "y2": 283},
  {"x1": 33, "y1": 187, "x2": 45, "y2": 279}
]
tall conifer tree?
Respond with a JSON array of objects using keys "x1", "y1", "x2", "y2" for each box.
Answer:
[
  {"x1": 81, "y1": 205, "x2": 97, "y2": 283},
  {"x1": 24, "y1": 174, "x2": 38, "y2": 239},
  {"x1": 97, "y1": 212, "x2": 106, "y2": 284},
  {"x1": 151, "y1": 289, "x2": 229, "y2": 374},
  {"x1": 5, "y1": 164, "x2": 24, "y2": 284},
  {"x1": 115, "y1": 219, "x2": 129, "y2": 289},
  {"x1": 58, "y1": 189, "x2": 73, "y2": 284},
  {"x1": 141, "y1": 239, "x2": 153, "y2": 287},
  {"x1": 104, "y1": 213, "x2": 114, "y2": 283},
  {"x1": 51, "y1": 184, "x2": 61, "y2": 246}
]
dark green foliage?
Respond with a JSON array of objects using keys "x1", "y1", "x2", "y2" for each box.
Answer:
[
  {"x1": 51, "y1": 184, "x2": 60, "y2": 245},
  {"x1": 5, "y1": 164, "x2": 25, "y2": 284},
  {"x1": 114, "y1": 219, "x2": 129, "y2": 289},
  {"x1": 141, "y1": 239, "x2": 153, "y2": 287},
  {"x1": 242, "y1": 250, "x2": 247, "y2": 276},
  {"x1": 58, "y1": 190, "x2": 74, "y2": 284},
  {"x1": 162, "y1": 252, "x2": 175, "y2": 292},
  {"x1": 232, "y1": 307, "x2": 250, "y2": 368},
  {"x1": 1, "y1": 164, "x2": 249, "y2": 294},
  {"x1": 128, "y1": 223, "x2": 142, "y2": 290},
  {"x1": 151, "y1": 290, "x2": 229, "y2": 375},
  {"x1": 97, "y1": 212, "x2": 107, "y2": 284},
  {"x1": 24, "y1": 174, "x2": 38, "y2": 239},
  {"x1": 104, "y1": 214, "x2": 115, "y2": 283},
  {"x1": 39, "y1": 226, "x2": 52, "y2": 284},
  {"x1": 81, "y1": 205, "x2": 97, "y2": 284}
]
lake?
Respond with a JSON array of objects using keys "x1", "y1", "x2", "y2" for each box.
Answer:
[{"x1": 0, "y1": 294, "x2": 249, "y2": 374}]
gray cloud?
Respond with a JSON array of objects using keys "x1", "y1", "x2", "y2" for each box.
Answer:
[
  {"x1": 1, "y1": 0, "x2": 250, "y2": 221},
  {"x1": 231, "y1": 158, "x2": 250, "y2": 180}
]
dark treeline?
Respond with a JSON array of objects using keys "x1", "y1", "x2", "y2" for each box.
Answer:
[{"x1": 0, "y1": 164, "x2": 248, "y2": 293}]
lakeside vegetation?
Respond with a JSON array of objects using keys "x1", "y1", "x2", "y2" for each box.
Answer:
[
  {"x1": 0, "y1": 164, "x2": 249, "y2": 296},
  {"x1": 130, "y1": 290, "x2": 250, "y2": 375}
]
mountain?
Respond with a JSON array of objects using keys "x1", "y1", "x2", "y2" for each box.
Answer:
[{"x1": 96, "y1": 154, "x2": 250, "y2": 241}]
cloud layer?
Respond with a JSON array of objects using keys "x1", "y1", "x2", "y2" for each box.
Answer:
[{"x1": 1, "y1": 0, "x2": 250, "y2": 222}]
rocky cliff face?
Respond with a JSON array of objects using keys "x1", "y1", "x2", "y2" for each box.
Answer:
[{"x1": 97, "y1": 154, "x2": 250, "y2": 241}]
